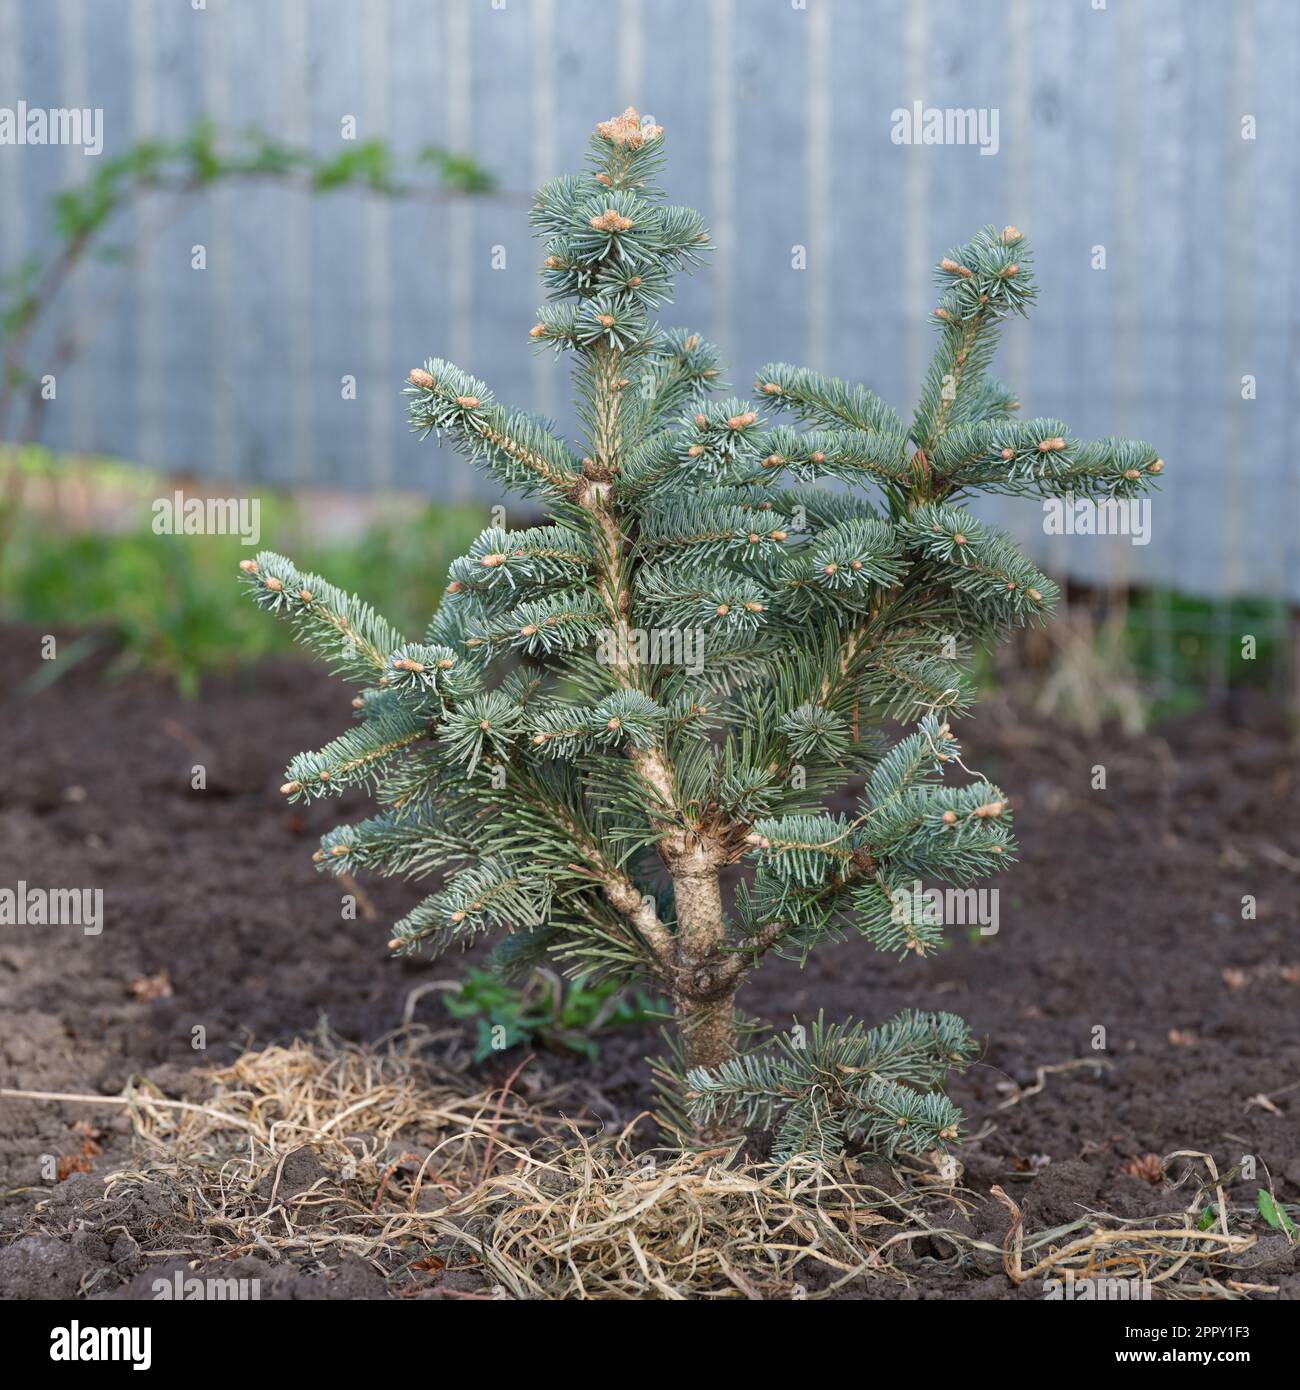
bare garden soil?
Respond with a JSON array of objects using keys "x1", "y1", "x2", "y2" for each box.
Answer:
[{"x1": 1, "y1": 621, "x2": 1298, "y2": 1299}]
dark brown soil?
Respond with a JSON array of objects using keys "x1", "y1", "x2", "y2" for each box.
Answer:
[{"x1": 1, "y1": 622, "x2": 1298, "y2": 1299}]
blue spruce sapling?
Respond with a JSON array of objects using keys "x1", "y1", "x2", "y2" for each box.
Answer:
[{"x1": 240, "y1": 108, "x2": 1162, "y2": 1159}]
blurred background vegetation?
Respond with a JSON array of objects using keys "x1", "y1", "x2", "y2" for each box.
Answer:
[
  {"x1": 0, "y1": 446, "x2": 483, "y2": 697},
  {"x1": 2, "y1": 445, "x2": 1290, "y2": 726}
]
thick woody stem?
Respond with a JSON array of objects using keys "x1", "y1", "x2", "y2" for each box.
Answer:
[
  {"x1": 675, "y1": 993, "x2": 737, "y2": 1074},
  {"x1": 575, "y1": 345, "x2": 740, "y2": 1079},
  {"x1": 668, "y1": 844, "x2": 737, "y2": 1070}
]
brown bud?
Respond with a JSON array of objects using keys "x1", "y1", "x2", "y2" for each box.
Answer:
[
  {"x1": 264, "y1": 577, "x2": 283, "y2": 592},
  {"x1": 687, "y1": 444, "x2": 704, "y2": 458},
  {"x1": 684, "y1": 334, "x2": 700, "y2": 349},
  {"x1": 529, "y1": 323, "x2": 547, "y2": 338},
  {"x1": 1149, "y1": 458, "x2": 1164, "y2": 474},
  {"x1": 455, "y1": 395, "x2": 480, "y2": 409},
  {"x1": 479, "y1": 720, "x2": 491, "y2": 731},
  {"x1": 744, "y1": 601, "x2": 764, "y2": 613},
  {"x1": 519, "y1": 623, "x2": 539, "y2": 637},
  {"x1": 769, "y1": 530, "x2": 787, "y2": 541},
  {"x1": 387, "y1": 938, "x2": 402, "y2": 950},
  {"x1": 716, "y1": 603, "x2": 731, "y2": 616},
  {"x1": 446, "y1": 580, "x2": 464, "y2": 593},
  {"x1": 1001, "y1": 447, "x2": 1015, "y2": 460},
  {"x1": 280, "y1": 780, "x2": 301, "y2": 795},
  {"x1": 408, "y1": 368, "x2": 435, "y2": 389},
  {"x1": 1027, "y1": 587, "x2": 1043, "y2": 602},
  {"x1": 762, "y1": 453, "x2": 784, "y2": 468},
  {"x1": 436, "y1": 658, "x2": 456, "y2": 670},
  {"x1": 607, "y1": 717, "x2": 622, "y2": 730},
  {"x1": 1002, "y1": 225, "x2": 1022, "y2": 243},
  {"x1": 480, "y1": 553, "x2": 507, "y2": 568},
  {"x1": 823, "y1": 563, "x2": 839, "y2": 575},
  {"x1": 953, "y1": 533, "x2": 967, "y2": 546},
  {"x1": 940, "y1": 257, "x2": 973, "y2": 278},
  {"x1": 596, "y1": 313, "x2": 616, "y2": 328},
  {"x1": 238, "y1": 558, "x2": 259, "y2": 573},
  {"x1": 330, "y1": 844, "x2": 349, "y2": 857},
  {"x1": 1124, "y1": 468, "x2": 1141, "y2": 480},
  {"x1": 312, "y1": 850, "x2": 325, "y2": 863},
  {"x1": 695, "y1": 413, "x2": 709, "y2": 428},
  {"x1": 934, "y1": 307, "x2": 950, "y2": 321},
  {"x1": 762, "y1": 381, "x2": 783, "y2": 395},
  {"x1": 589, "y1": 208, "x2": 635, "y2": 232},
  {"x1": 942, "y1": 810, "x2": 959, "y2": 825}
]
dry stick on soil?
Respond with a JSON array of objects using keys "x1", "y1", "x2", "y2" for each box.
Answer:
[
  {"x1": 986, "y1": 1148, "x2": 1286, "y2": 1298},
  {"x1": 0, "y1": 1085, "x2": 259, "y2": 1134},
  {"x1": 993, "y1": 1056, "x2": 1113, "y2": 1109},
  {"x1": 238, "y1": 107, "x2": 1164, "y2": 1156}
]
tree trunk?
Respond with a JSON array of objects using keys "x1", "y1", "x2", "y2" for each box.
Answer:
[
  {"x1": 667, "y1": 846, "x2": 738, "y2": 1078},
  {"x1": 675, "y1": 989, "x2": 738, "y2": 1073}
]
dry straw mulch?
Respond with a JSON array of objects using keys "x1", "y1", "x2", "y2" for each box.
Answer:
[{"x1": 8, "y1": 1031, "x2": 1290, "y2": 1299}]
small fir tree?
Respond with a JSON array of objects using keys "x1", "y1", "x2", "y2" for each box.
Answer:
[{"x1": 240, "y1": 108, "x2": 1163, "y2": 1159}]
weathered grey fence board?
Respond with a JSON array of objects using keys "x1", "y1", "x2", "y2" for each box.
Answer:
[{"x1": 5, "y1": 0, "x2": 1297, "y2": 600}]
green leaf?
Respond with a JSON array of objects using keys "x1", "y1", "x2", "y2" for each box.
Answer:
[{"x1": 1258, "y1": 1189, "x2": 1297, "y2": 1238}]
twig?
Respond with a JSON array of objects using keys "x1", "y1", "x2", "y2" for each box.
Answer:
[{"x1": 0, "y1": 1086, "x2": 257, "y2": 1133}]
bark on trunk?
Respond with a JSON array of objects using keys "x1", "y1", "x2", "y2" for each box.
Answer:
[
  {"x1": 667, "y1": 848, "x2": 739, "y2": 1083},
  {"x1": 675, "y1": 990, "x2": 738, "y2": 1073}
]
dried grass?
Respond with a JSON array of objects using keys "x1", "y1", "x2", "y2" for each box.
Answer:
[{"x1": 13, "y1": 1034, "x2": 1289, "y2": 1300}]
